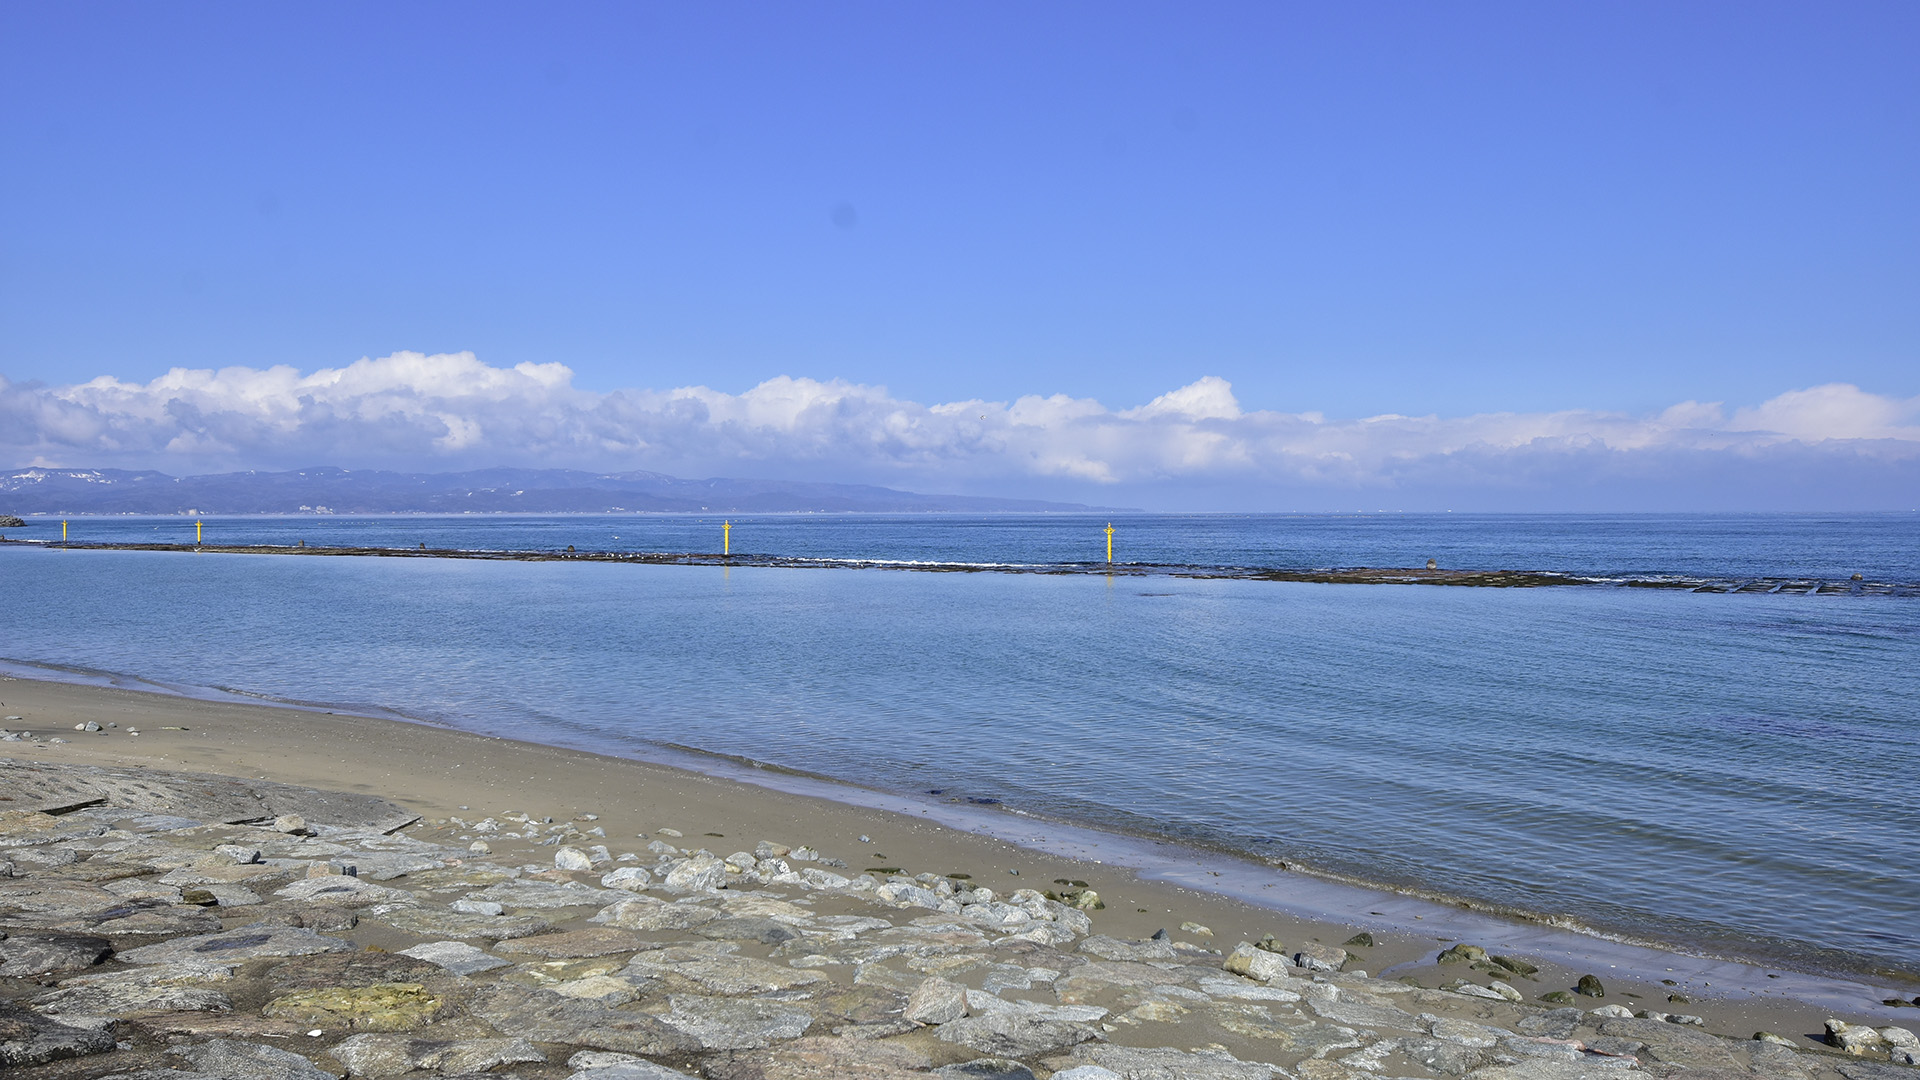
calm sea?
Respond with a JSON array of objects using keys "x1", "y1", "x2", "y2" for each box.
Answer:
[{"x1": 2, "y1": 512, "x2": 1917, "y2": 976}]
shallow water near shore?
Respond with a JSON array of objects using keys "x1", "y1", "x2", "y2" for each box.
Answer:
[{"x1": 1, "y1": 512, "x2": 1917, "y2": 981}]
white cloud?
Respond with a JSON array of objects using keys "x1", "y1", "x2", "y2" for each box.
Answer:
[{"x1": 3, "y1": 352, "x2": 1917, "y2": 508}]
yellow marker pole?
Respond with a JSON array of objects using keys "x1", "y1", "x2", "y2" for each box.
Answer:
[
  {"x1": 723, "y1": 520, "x2": 731, "y2": 556},
  {"x1": 62, "y1": 520, "x2": 68, "y2": 541},
  {"x1": 1105, "y1": 522, "x2": 1114, "y2": 563},
  {"x1": 196, "y1": 520, "x2": 203, "y2": 545}
]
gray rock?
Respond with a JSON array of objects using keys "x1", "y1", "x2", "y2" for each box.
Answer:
[
  {"x1": 33, "y1": 967, "x2": 234, "y2": 1016},
  {"x1": 450, "y1": 898, "x2": 505, "y2": 915},
  {"x1": 623, "y1": 946, "x2": 826, "y2": 994},
  {"x1": 1431, "y1": 1017, "x2": 1506, "y2": 1047},
  {"x1": 1515, "y1": 1009, "x2": 1586, "y2": 1040},
  {"x1": 601, "y1": 866, "x2": 652, "y2": 891},
  {"x1": 397, "y1": 940, "x2": 514, "y2": 975},
  {"x1": 1079, "y1": 935, "x2": 1177, "y2": 962},
  {"x1": 1597, "y1": 1017, "x2": 1739, "y2": 1070},
  {"x1": 273, "y1": 875, "x2": 415, "y2": 905},
  {"x1": 469, "y1": 878, "x2": 619, "y2": 909},
  {"x1": 556, "y1": 846, "x2": 594, "y2": 871},
  {"x1": 495, "y1": 928, "x2": 647, "y2": 958},
  {"x1": 1046, "y1": 1044, "x2": 1280, "y2": 1079},
  {"x1": 0, "y1": 932, "x2": 113, "y2": 977},
  {"x1": 373, "y1": 907, "x2": 551, "y2": 940},
  {"x1": 566, "y1": 1062, "x2": 700, "y2": 1080},
  {"x1": 875, "y1": 881, "x2": 944, "y2": 908},
  {"x1": 0, "y1": 1000, "x2": 117, "y2": 1067},
  {"x1": 1451, "y1": 982, "x2": 1510, "y2": 1001},
  {"x1": 657, "y1": 994, "x2": 815, "y2": 1049},
  {"x1": 53, "y1": 899, "x2": 226, "y2": 938},
  {"x1": 1828, "y1": 1019, "x2": 1891, "y2": 1055},
  {"x1": 331, "y1": 1033, "x2": 545, "y2": 1077},
  {"x1": 905, "y1": 976, "x2": 969, "y2": 1024},
  {"x1": 467, "y1": 983, "x2": 698, "y2": 1056},
  {"x1": 1223, "y1": 942, "x2": 1292, "y2": 983},
  {"x1": 176, "y1": 1038, "x2": 336, "y2": 1080},
  {"x1": 1840, "y1": 1064, "x2": 1920, "y2": 1080},
  {"x1": 0, "y1": 761, "x2": 417, "y2": 832},
  {"x1": 935, "y1": 1059, "x2": 1040, "y2": 1079},
  {"x1": 1466, "y1": 1062, "x2": 1632, "y2": 1080},
  {"x1": 593, "y1": 896, "x2": 723, "y2": 931},
  {"x1": 1399, "y1": 1036, "x2": 1494, "y2": 1076},
  {"x1": 697, "y1": 916, "x2": 800, "y2": 945},
  {"x1": 937, "y1": 1010, "x2": 1102, "y2": 1057},
  {"x1": 665, "y1": 852, "x2": 729, "y2": 891},
  {"x1": 964, "y1": 991, "x2": 1107, "y2": 1025},
  {"x1": 1306, "y1": 991, "x2": 1419, "y2": 1030},
  {"x1": 702, "y1": 1033, "x2": 933, "y2": 1078},
  {"x1": 118, "y1": 924, "x2": 352, "y2": 965},
  {"x1": 1293, "y1": 941, "x2": 1349, "y2": 972}
]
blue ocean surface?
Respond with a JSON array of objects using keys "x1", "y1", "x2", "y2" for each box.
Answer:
[{"x1": 2, "y1": 512, "x2": 1917, "y2": 976}]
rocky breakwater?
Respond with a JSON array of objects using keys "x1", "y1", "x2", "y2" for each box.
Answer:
[{"x1": 3, "y1": 760, "x2": 1916, "y2": 1080}]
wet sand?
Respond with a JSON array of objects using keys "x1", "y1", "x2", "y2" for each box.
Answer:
[{"x1": 2, "y1": 672, "x2": 1913, "y2": 1048}]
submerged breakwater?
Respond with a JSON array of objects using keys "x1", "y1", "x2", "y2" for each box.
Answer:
[{"x1": 5, "y1": 536, "x2": 1913, "y2": 595}]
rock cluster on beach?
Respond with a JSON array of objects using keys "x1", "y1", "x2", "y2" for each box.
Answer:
[{"x1": 3, "y1": 762, "x2": 1916, "y2": 1080}]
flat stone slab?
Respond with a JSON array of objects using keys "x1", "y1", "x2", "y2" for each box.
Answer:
[
  {"x1": 937, "y1": 1010, "x2": 1103, "y2": 1058},
  {"x1": 466, "y1": 983, "x2": 699, "y2": 1056},
  {"x1": 623, "y1": 947, "x2": 827, "y2": 995},
  {"x1": 0, "y1": 932, "x2": 113, "y2": 977},
  {"x1": 274, "y1": 876, "x2": 417, "y2": 906},
  {"x1": 657, "y1": 994, "x2": 815, "y2": 1049},
  {"x1": 1045, "y1": 1044, "x2": 1282, "y2": 1079},
  {"x1": 331, "y1": 1033, "x2": 546, "y2": 1077},
  {"x1": 176, "y1": 1037, "x2": 337, "y2": 1080},
  {"x1": 33, "y1": 965, "x2": 236, "y2": 1017},
  {"x1": 495, "y1": 928, "x2": 647, "y2": 958},
  {"x1": 467, "y1": 878, "x2": 619, "y2": 909},
  {"x1": 702, "y1": 1035, "x2": 933, "y2": 1080},
  {"x1": 373, "y1": 907, "x2": 552, "y2": 941},
  {"x1": 0, "y1": 763, "x2": 420, "y2": 833},
  {"x1": 118, "y1": 924, "x2": 353, "y2": 965},
  {"x1": 397, "y1": 940, "x2": 514, "y2": 975},
  {"x1": 0, "y1": 1000, "x2": 117, "y2": 1068}
]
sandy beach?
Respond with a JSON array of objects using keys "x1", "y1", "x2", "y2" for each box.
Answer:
[{"x1": 5, "y1": 670, "x2": 1915, "y2": 1060}]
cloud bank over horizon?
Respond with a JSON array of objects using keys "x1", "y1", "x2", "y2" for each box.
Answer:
[{"x1": 5, "y1": 352, "x2": 1917, "y2": 511}]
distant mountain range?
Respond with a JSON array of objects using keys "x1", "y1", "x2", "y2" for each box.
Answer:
[{"x1": 0, "y1": 467, "x2": 1122, "y2": 516}]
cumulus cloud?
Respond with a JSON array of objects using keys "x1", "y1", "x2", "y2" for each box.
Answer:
[{"x1": 3, "y1": 351, "x2": 1917, "y2": 508}]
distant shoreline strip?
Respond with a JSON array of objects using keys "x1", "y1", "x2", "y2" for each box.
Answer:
[{"x1": 6, "y1": 538, "x2": 1913, "y2": 594}]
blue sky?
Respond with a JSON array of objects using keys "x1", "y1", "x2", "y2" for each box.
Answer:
[{"x1": 2, "y1": 3, "x2": 1916, "y2": 508}]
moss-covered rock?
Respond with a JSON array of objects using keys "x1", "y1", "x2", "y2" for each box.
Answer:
[{"x1": 263, "y1": 982, "x2": 444, "y2": 1031}]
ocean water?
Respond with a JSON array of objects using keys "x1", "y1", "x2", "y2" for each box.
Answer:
[{"x1": 2, "y1": 512, "x2": 1917, "y2": 977}]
